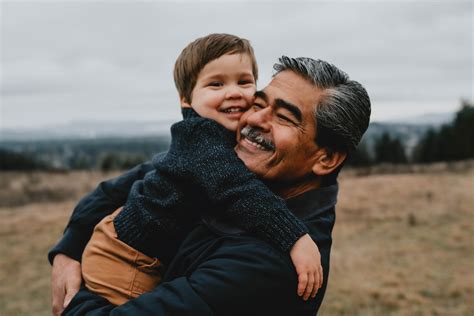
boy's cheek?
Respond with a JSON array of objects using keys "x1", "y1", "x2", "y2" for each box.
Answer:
[{"x1": 247, "y1": 94, "x2": 256, "y2": 106}]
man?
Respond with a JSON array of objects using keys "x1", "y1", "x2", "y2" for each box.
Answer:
[{"x1": 50, "y1": 56, "x2": 371, "y2": 315}]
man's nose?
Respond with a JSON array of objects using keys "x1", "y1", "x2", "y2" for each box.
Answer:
[{"x1": 246, "y1": 107, "x2": 272, "y2": 131}]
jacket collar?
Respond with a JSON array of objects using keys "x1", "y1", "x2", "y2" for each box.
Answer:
[{"x1": 286, "y1": 184, "x2": 338, "y2": 220}]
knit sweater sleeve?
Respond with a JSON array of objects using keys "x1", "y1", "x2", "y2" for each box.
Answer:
[{"x1": 158, "y1": 109, "x2": 308, "y2": 252}]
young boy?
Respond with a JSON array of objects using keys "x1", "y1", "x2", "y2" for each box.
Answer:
[{"x1": 81, "y1": 33, "x2": 323, "y2": 306}]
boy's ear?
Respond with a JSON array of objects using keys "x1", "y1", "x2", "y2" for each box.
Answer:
[
  {"x1": 311, "y1": 148, "x2": 347, "y2": 176},
  {"x1": 180, "y1": 96, "x2": 192, "y2": 108}
]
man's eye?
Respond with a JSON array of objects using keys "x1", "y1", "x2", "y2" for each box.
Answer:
[
  {"x1": 208, "y1": 82, "x2": 223, "y2": 87},
  {"x1": 253, "y1": 103, "x2": 264, "y2": 110},
  {"x1": 277, "y1": 114, "x2": 295, "y2": 124}
]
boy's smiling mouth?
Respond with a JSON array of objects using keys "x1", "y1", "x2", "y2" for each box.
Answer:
[
  {"x1": 222, "y1": 107, "x2": 246, "y2": 113},
  {"x1": 221, "y1": 104, "x2": 248, "y2": 114}
]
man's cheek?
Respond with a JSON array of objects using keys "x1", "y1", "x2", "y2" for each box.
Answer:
[{"x1": 240, "y1": 110, "x2": 250, "y2": 120}]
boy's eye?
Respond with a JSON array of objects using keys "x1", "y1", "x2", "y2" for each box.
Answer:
[
  {"x1": 238, "y1": 80, "x2": 254, "y2": 85},
  {"x1": 208, "y1": 82, "x2": 223, "y2": 87}
]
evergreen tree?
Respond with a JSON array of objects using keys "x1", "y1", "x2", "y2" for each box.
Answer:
[
  {"x1": 374, "y1": 132, "x2": 407, "y2": 164},
  {"x1": 100, "y1": 153, "x2": 120, "y2": 171},
  {"x1": 414, "y1": 128, "x2": 438, "y2": 163},
  {"x1": 347, "y1": 142, "x2": 373, "y2": 167},
  {"x1": 415, "y1": 101, "x2": 474, "y2": 163},
  {"x1": 0, "y1": 149, "x2": 49, "y2": 170},
  {"x1": 452, "y1": 101, "x2": 474, "y2": 159}
]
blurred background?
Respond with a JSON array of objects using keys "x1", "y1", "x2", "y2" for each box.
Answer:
[{"x1": 1, "y1": 1, "x2": 473, "y2": 315}]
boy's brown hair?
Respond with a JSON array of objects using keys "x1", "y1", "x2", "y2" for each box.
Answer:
[{"x1": 174, "y1": 33, "x2": 258, "y2": 104}]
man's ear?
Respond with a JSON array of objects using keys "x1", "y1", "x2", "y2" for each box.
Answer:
[
  {"x1": 311, "y1": 148, "x2": 347, "y2": 176},
  {"x1": 180, "y1": 96, "x2": 192, "y2": 108}
]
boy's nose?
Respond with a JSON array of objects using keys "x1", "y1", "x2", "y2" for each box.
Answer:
[{"x1": 225, "y1": 85, "x2": 243, "y2": 99}]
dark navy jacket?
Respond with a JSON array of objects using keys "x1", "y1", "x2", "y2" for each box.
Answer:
[{"x1": 49, "y1": 161, "x2": 337, "y2": 316}]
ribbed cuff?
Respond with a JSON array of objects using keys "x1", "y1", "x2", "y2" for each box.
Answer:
[
  {"x1": 261, "y1": 209, "x2": 309, "y2": 253},
  {"x1": 113, "y1": 205, "x2": 151, "y2": 251},
  {"x1": 47, "y1": 227, "x2": 93, "y2": 265}
]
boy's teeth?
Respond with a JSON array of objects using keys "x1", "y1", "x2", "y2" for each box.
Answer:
[{"x1": 224, "y1": 108, "x2": 242, "y2": 113}]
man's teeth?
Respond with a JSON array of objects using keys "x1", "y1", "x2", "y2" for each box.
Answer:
[
  {"x1": 245, "y1": 138, "x2": 266, "y2": 150},
  {"x1": 223, "y1": 107, "x2": 243, "y2": 113},
  {"x1": 240, "y1": 126, "x2": 274, "y2": 151}
]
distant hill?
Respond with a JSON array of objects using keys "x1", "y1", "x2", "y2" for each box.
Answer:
[
  {"x1": 0, "y1": 136, "x2": 171, "y2": 170},
  {"x1": 0, "y1": 111, "x2": 456, "y2": 170},
  {"x1": 362, "y1": 122, "x2": 432, "y2": 157},
  {"x1": 353, "y1": 112, "x2": 454, "y2": 159},
  {"x1": 381, "y1": 112, "x2": 455, "y2": 126},
  {"x1": 0, "y1": 120, "x2": 175, "y2": 141},
  {"x1": 1, "y1": 112, "x2": 454, "y2": 142}
]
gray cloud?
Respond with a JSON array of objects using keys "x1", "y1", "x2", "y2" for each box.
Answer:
[{"x1": 1, "y1": 1, "x2": 472, "y2": 128}]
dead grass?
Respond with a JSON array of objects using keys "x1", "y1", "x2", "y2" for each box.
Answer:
[
  {"x1": 0, "y1": 166, "x2": 473, "y2": 315},
  {"x1": 0, "y1": 171, "x2": 119, "y2": 316},
  {"x1": 320, "y1": 167, "x2": 474, "y2": 316}
]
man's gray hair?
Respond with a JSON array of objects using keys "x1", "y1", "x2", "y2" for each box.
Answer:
[{"x1": 274, "y1": 56, "x2": 371, "y2": 153}]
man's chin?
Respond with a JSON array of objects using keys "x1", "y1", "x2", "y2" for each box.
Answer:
[
  {"x1": 234, "y1": 143, "x2": 247, "y2": 161},
  {"x1": 235, "y1": 143, "x2": 254, "y2": 168},
  {"x1": 235, "y1": 141, "x2": 272, "y2": 174}
]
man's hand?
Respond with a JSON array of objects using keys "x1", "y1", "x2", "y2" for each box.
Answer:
[
  {"x1": 51, "y1": 254, "x2": 82, "y2": 316},
  {"x1": 290, "y1": 234, "x2": 323, "y2": 301}
]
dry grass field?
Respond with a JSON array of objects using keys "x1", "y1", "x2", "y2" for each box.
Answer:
[{"x1": 1, "y1": 162, "x2": 473, "y2": 316}]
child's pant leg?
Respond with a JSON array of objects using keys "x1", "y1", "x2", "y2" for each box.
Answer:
[{"x1": 82, "y1": 208, "x2": 162, "y2": 306}]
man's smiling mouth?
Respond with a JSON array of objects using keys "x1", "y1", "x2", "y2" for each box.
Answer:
[{"x1": 240, "y1": 126, "x2": 275, "y2": 151}]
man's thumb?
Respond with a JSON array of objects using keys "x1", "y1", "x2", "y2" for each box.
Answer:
[{"x1": 63, "y1": 285, "x2": 79, "y2": 309}]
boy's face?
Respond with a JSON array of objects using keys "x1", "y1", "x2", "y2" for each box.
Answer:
[{"x1": 181, "y1": 53, "x2": 256, "y2": 131}]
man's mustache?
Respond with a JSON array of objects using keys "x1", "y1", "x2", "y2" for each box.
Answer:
[{"x1": 240, "y1": 126, "x2": 275, "y2": 151}]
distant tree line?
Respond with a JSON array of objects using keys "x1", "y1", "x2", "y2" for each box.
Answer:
[
  {"x1": 0, "y1": 149, "x2": 150, "y2": 172},
  {"x1": 2, "y1": 101, "x2": 473, "y2": 171},
  {"x1": 0, "y1": 136, "x2": 169, "y2": 171},
  {"x1": 347, "y1": 100, "x2": 473, "y2": 167},
  {"x1": 347, "y1": 133, "x2": 408, "y2": 166},
  {"x1": 413, "y1": 101, "x2": 474, "y2": 163},
  {"x1": 99, "y1": 153, "x2": 149, "y2": 171},
  {"x1": 0, "y1": 149, "x2": 50, "y2": 171}
]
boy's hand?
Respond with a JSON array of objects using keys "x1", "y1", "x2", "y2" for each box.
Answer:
[
  {"x1": 290, "y1": 234, "x2": 323, "y2": 301},
  {"x1": 51, "y1": 254, "x2": 82, "y2": 316}
]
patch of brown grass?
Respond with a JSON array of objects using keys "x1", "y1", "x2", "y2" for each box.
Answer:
[
  {"x1": 320, "y1": 167, "x2": 474, "y2": 315},
  {"x1": 0, "y1": 171, "x2": 118, "y2": 207},
  {"x1": 0, "y1": 171, "x2": 119, "y2": 316},
  {"x1": 0, "y1": 166, "x2": 473, "y2": 315}
]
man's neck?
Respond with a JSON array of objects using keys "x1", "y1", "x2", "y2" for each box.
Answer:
[{"x1": 267, "y1": 177, "x2": 322, "y2": 200}]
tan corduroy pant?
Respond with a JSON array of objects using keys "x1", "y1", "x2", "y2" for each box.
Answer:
[{"x1": 82, "y1": 208, "x2": 162, "y2": 305}]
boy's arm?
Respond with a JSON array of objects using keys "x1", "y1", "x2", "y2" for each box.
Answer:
[
  {"x1": 160, "y1": 112, "x2": 322, "y2": 298},
  {"x1": 160, "y1": 115, "x2": 308, "y2": 252},
  {"x1": 48, "y1": 160, "x2": 155, "y2": 264}
]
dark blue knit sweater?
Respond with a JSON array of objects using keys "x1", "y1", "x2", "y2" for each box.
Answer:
[{"x1": 113, "y1": 108, "x2": 308, "y2": 260}]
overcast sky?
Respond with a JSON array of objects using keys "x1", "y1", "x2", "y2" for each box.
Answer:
[{"x1": 1, "y1": 0, "x2": 472, "y2": 129}]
